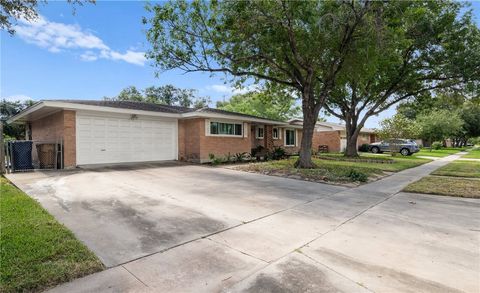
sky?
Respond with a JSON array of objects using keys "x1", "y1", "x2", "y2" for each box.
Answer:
[{"x1": 1, "y1": 1, "x2": 479, "y2": 128}]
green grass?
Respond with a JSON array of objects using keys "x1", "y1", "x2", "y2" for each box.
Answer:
[
  {"x1": 0, "y1": 177, "x2": 104, "y2": 293},
  {"x1": 414, "y1": 148, "x2": 465, "y2": 157},
  {"x1": 432, "y1": 160, "x2": 480, "y2": 178},
  {"x1": 462, "y1": 148, "x2": 480, "y2": 159},
  {"x1": 404, "y1": 176, "x2": 480, "y2": 198},
  {"x1": 237, "y1": 155, "x2": 431, "y2": 183}
]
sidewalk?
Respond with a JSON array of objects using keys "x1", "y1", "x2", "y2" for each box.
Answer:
[{"x1": 47, "y1": 152, "x2": 478, "y2": 293}]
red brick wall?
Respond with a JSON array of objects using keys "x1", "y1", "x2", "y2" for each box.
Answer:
[
  {"x1": 63, "y1": 111, "x2": 76, "y2": 167},
  {"x1": 31, "y1": 110, "x2": 76, "y2": 168},
  {"x1": 312, "y1": 130, "x2": 341, "y2": 152},
  {"x1": 357, "y1": 133, "x2": 372, "y2": 148},
  {"x1": 179, "y1": 118, "x2": 252, "y2": 163}
]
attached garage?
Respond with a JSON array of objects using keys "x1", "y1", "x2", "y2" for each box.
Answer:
[{"x1": 76, "y1": 112, "x2": 177, "y2": 165}]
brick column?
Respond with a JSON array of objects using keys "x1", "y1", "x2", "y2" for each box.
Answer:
[
  {"x1": 63, "y1": 110, "x2": 76, "y2": 168},
  {"x1": 264, "y1": 125, "x2": 274, "y2": 150}
]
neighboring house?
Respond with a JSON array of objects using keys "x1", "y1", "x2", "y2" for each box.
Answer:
[
  {"x1": 7, "y1": 100, "x2": 303, "y2": 167},
  {"x1": 289, "y1": 119, "x2": 378, "y2": 152}
]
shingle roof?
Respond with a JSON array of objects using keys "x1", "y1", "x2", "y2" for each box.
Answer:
[
  {"x1": 43, "y1": 99, "x2": 284, "y2": 122},
  {"x1": 46, "y1": 100, "x2": 193, "y2": 114}
]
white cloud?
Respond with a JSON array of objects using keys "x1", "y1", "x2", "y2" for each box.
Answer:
[
  {"x1": 2, "y1": 95, "x2": 34, "y2": 102},
  {"x1": 206, "y1": 84, "x2": 259, "y2": 95},
  {"x1": 14, "y1": 15, "x2": 146, "y2": 66}
]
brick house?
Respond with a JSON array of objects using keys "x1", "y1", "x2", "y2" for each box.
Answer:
[
  {"x1": 8, "y1": 100, "x2": 379, "y2": 168},
  {"x1": 8, "y1": 100, "x2": 304, "y2": 167},
  {"x1": 289, "y1": 119, "x2": 378, "y2": 153}
]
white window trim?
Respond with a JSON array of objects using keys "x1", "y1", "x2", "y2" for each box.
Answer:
[
  {"x1": 284, "y1": 128, "x2": 297, "y2": 147},
  {"x1": 205, "y1": 119, "x2": 244, "y2": 138},
  {"x1": 256, "y1": 126, "x2": 265, "y2": 139},
  {"x1": 272, "y1": 127, "x2": 280, "y2": 140}
]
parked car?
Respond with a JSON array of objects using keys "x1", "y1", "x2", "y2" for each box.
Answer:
[{"x1": 369, "y1": 139, "x2": 420, "y2": 156}]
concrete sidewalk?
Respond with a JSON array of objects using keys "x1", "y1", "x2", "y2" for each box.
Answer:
[{"x1": 45, "y1": 152, "x2": 478, "y2": 293}]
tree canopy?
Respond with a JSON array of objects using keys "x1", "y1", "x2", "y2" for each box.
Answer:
[
  {"x1": 106, "y1": 85, "x2": 211, "y2": 109},
  {"x1": 1, "y1": 0, "x2": 94, "y2": 34},
  {"x1": 416, "y1": 109, "x2": 464, "y2": 145},
  {"x1": 144, "y1": 0, "x2": 393, "y2": 167},
  {"x1": 323, "y1": 1, "x2": 480, "y2": 156},
  {"x1": 144, "y1": 0, "x2": 480, "y2": 166},
  {"x1": 1, "y1": 99, "x2": 35, "y2": 139},
  {"x1": 216, "y1": 90, "x2": 300, "y2": 121}
]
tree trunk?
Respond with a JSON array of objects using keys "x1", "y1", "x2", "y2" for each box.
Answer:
[
  {"x1": 295, "y1": 90, "x2": 321, "y2": 169},
  {"x1": 344, "y1": 133, "x2": 359, "y2": 157},
  {"x1": 344, "y1": 121, "x2": 360, "y2": 157}
]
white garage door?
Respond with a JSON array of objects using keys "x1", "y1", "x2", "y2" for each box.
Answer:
[{"x1": 76, "y1": 112, "x2": 177, "y2": 165}]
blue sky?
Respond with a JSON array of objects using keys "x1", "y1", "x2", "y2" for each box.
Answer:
[{"x1": 1, "y1": 1, "x2": 479, "y2": 128}]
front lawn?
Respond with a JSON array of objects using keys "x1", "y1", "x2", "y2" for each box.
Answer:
[
  {"x1": 235, "y1": 155, "x2": 430, "y2": 184},
  {"x1": 432, "y1": 160, "x2": 480, "y2": 178},
  {"x1": 0, "y1": 177, "x2": 104, "y2": 293},
  {"x1": 403, "y1": 176, "x2": 480, "y2": 198},
  {"x1": 414, "y1": 148, "x2": 465, "y2": 157},
  {"x1": 462, "y1": 148, "x2": 480, "y2": 159}
]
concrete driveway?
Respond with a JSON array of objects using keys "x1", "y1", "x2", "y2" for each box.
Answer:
[{"x1": 6, "y1": 156, "x2": 479, "y2": 293}]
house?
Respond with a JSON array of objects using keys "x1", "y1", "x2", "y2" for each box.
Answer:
[
  {"x1": 7, "y1": 100, "x2": 303, "y2": 167},
  {"x1": 289, "y1": 119, "x2": 378, "y2": 152}
]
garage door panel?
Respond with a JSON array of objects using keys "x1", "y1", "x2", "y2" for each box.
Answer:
[{"x1": 76, "y1": 113, "x2": 177, "y2": 165}]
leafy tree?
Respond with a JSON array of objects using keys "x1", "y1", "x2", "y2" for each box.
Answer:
[
  {"x1": 1, "y1": 0, "x2": 94, "y2": 34},
  {"x1": 1, "y1": 99, "x2": 35, "y2": 139},
  {"x1": 144, "y1": 85, "x2": 210, "y2": 108},
  {"x1": 398, "y1": 90, "x2": 480, "y2": 146},
  {"x1": 324, "y1": 1, "x2": 480, "y2": 157},
  {"x1": 376, "y1": 114, "x2": 420, "y2": 155},
  {"x1": 143, "y1": 0, "x2": 387, "y2": 168},
  {"x1": 116, "y1": 86, "x2": 144, "y2": 102},
  {"x1": 107, "y1": 85, "x2": 211, "y2": 109},
  {"x1": 417, "y1": 109, "x2": 464, "y2": 147},
  {"x1": 216, "y1": 90, "x2": 300, "y2": 121}
]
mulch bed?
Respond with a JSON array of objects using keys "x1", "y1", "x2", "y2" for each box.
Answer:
[{"x1": 313, "y1": 155, "x2": 395, "y2": 164}]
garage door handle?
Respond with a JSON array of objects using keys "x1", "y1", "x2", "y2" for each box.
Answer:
[{"x1": 100, "y1": 149, "x2": 106, "y2": 151}]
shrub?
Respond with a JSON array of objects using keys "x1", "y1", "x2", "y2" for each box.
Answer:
[
  {"x1": 358, "y1": 144, "x2": 369, "y2": 152},
  {"x1": 234, "y1": 152, "x2": 248, "y2": 162},
  {"x1": 346, "y1": 169, "x2": 368, "y2": 182},
  {"x1": 432, "y1": 141, "x2": 443, "y2": 150},
  {"x1": 271, "y1": 147, "x2": 287, "y2": 160},
  {"x1": 251, "y1": 145, "x2": 265, "y2": 157},
  {"x1": 208, "y1": 153, "x2": 222, "y2": 165}
]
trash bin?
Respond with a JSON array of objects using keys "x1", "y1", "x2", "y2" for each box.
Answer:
[
  {"x1": 36, "y1": 143, "x2": 56, "y2": 169},
  {"x1": 10, "y1": 141, "x2": 34, "y2": 171}
]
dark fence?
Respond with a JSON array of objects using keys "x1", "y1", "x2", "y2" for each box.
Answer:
[{"x1": 4, "y1": 139, "x2": 63, "y2": 173}]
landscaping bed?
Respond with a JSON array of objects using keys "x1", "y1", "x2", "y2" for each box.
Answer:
[
  {"x1": 0, "y1": 177, "x2": 104, "y2": 293},
  {"x1": 403, "y1": 176, "x2": 480, "y2": 198},
  {"x1": 234, "y1": 155, "x2": 430, "y2": 185}
]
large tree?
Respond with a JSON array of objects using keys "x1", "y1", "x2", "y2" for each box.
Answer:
[
  {"x1": 143, "y1": 0, "x2": 386, "y2": 168},
  {"x1": 417, "y1": 109, "x2": 464, "y2": 146},
  {"x1": 107, "y1": 85, "x2": 211, "y2": 108},
  {"x1": 1, "y1": 99, "x2": 35, "y2": 139},
  {"x1": 216, "y1": 90, "x2": 300, "y2": 121},
  {"x1": 323, "y1": 1, "x2": 480, "y2": 157}
]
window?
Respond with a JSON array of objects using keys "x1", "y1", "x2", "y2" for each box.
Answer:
[
  {"x1": 285, "y1": 129, "x2": 296, "y2": 146},
  {"x1": 256, "y1": 126, "x2": 264, "y2": 139},
  {"x1": 210, "y1": 121, "x2": 242, "y2": 136},
  {"x1": 273, "y1": 127, "x2": 279, "y2": 139}
]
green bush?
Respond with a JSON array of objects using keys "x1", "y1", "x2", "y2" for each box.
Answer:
[
  {"x1": 432, "y1": 141, "x2": 443, "y2": 150},
  {"x1": 346, "y1": 169, "x2": 368, "y2": 182},
  {"x1": 358, "y1": 144, "x2": 369, "y2": 152}
]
